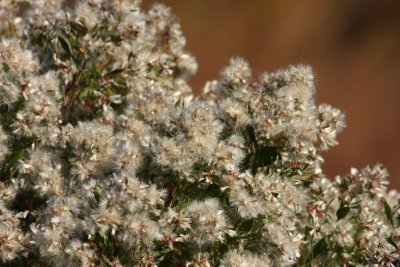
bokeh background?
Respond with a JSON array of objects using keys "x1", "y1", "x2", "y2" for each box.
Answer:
[{"x1": 143, "y1": 0, "x2": 400, "y2": 189}]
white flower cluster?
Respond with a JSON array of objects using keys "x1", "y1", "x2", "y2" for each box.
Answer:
[{"x1": 0, "y1": 1, "x2": 399, "y2": 266}]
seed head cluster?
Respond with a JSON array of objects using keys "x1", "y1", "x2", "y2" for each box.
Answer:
[{"x1": 0, "y1": 1, "x2": 399, "y2": 266}]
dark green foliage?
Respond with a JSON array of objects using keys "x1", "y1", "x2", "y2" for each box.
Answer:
[
  {"x1": 307, "y1": 236, "x2": 328, "y2": 264},
  {"x1": 88, "y1": 232, "x2": 119, "y2": 266},
  {"x1": 0, "y1": 135, "x2": 37, "y2": 182},
  {"x1": 382, "y1": 198, "x2": 394, "y2": 226},
  {"x1": 1, "y1": 253, "x2": 48, "y2": 267},
  {"x1": 29, "y1": 19, "x2": 128, "y2": 124},
  {"x1": 336, "y1": 205, "x2": 350, "y2": 221},
  {"x1": 240, "y1": 125, "x2": 281, "y2": 175},
  {"x1": 11, "y1": 189, "x2": 47, "y2": 232}
]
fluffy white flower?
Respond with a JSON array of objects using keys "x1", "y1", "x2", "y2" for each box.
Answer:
[
  {"x1": 0, "y1": 1, "x2": 398, "y2": 266},
  {"x1": 184, "y1": 198, "x2": 229, "y2": 246},
  {"x1": 219, "y1": 250, "x2": 270, "y2": 267}
]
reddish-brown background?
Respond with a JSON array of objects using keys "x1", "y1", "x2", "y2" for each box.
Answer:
[{"x1": 143, "y1": 0, "x2": 400, "y2": 189}]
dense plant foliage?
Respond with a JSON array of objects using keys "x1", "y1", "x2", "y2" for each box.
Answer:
[{"x1": 0, "y1": 1, "x2": 399, "y2": 266}]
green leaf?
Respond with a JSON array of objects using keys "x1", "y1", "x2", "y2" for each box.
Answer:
[
  {"x1": 93, "y1": 232, "x2": 117, "y2": 258},
  {"x1": 237, "y1": 219, "x2": 254, "y2": 235},
  {"x1": 70, "y1": 21, "x2": 88, "y2": 37},
  {"x1": 336, "y1": 206, "x2": 350, "y2": 221},
  {"x1": 106, "y1": 68, "x2": 125, "y2": 76},
  {"x1": 192, "y1": 161, "x2": 208, "y2": 172},
  {"x1": 387, "y1": 237, "x2": 399, "y2": 250},
  {"x1": 58, "y1": 35, "x2": 71, "y2": 57},
  {"x1": 256, "y1": 146, "x2": 280, "y2": 167},
  {"x1": 307, "y1": 236, "x2": 327, "y2": 263},
  {"x1": 2, "y1": 62, "x2": 10, "y2": 72},
  {"x1": 110, "y1": 34, "x2": 122, "y2": 44},
  {"x1": 5, "y1": 149, "x2": 24, "y2": 167},
  {"x1": 0, "y1": 104, "x2": 8, "y2": 114},
  {"x1": 382, "y1": 198, "x2": 394, "y2": 226},
  {"x1": 205, "y1": 184, "x2": 221, "y2": 198},
  {"x1": 239, "y1": 153, "x2": 252, "y2": 173},
  {"x1": 242, "y1": 125, "x2": 258, "y2": 150}
]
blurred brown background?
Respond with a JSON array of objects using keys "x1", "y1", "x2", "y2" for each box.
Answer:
[{"x1": 143, "y1": 0, "x2": 400, "y2": 189}]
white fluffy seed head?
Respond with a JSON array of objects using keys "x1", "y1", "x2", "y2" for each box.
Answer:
[
  {"x1": 220, "y1": 57, "x2": 252, "y2": 90},
  {"x1": 0, "y1": 1, "x2": 397, "y2": 266}
]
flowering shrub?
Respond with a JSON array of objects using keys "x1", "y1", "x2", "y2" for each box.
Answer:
[{"x1": 0, "y1": 1, "x2": 399, "y2": 266}]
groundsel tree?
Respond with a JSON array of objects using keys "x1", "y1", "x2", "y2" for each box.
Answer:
[{"x1": 0, "y1": 1, "x2": 399, "y2": 266}]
